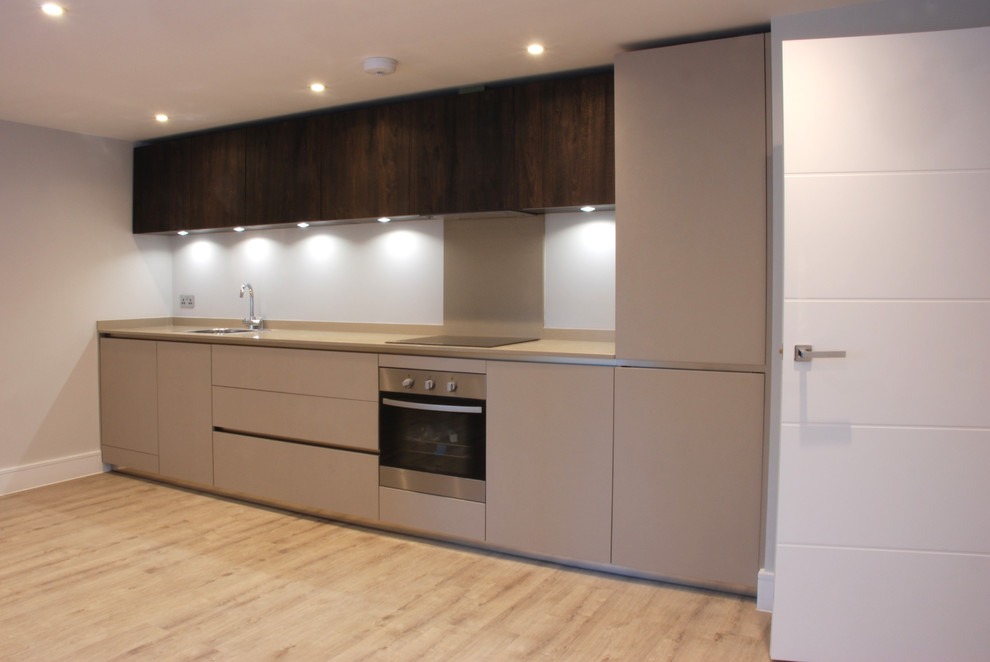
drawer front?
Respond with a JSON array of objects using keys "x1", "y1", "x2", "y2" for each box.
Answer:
[
  {"x1": 213, "y1": 431, "x2": 378, "y2": 520},
  {"x1": 212, "y1": 345, "x2": 378, "y2": 400},
  {"x1": 379, "y1": 487, "x2": 485, "y2": 542},
  {"x1": 213, "y1": 386, "x2": 377, "y2": 451}
]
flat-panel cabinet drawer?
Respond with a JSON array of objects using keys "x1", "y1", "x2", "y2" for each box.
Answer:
[
  {"x1": 212, "y1": 345, "x2": 378, "y2": 401},
  {"x1": 213, "y1": 386, "x2": 377, "y2": 451},
  {"x1": 379, "y1": 487, "x2": 485, "y2": 542},
  {"x1": 213, "y1": 431, "x2": 378, "y2": 520}
]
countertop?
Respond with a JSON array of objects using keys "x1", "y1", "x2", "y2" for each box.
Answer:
[{"x1": 97, "y1": 318, "x2": 617, "y2": 365}]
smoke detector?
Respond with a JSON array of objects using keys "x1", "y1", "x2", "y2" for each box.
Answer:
[{"x1": 363, "y1": 57, "x2": 397, "y2": 76}]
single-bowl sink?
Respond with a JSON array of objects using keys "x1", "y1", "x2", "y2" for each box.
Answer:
[{"x1": 185, "y1": 327, "x2": 256, "y2": 335}]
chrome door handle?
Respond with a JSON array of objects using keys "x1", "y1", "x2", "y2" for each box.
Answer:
[{"x1": 794, "y1": 345, "x2": 846, "y2": 362}]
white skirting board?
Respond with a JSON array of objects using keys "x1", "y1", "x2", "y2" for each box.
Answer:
[
  {"x1": 756, "y1": 568, "x2": 774, "y2": 612},
  {"x1": 0, "y1": 451, "x2": 106, "y2": 496}
]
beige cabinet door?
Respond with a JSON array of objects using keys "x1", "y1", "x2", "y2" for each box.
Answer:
[
  {"x1": 486, "y1": 362, "x2": 614, "y2": 564},
  {"x1": 614, "y1": 34, "x2": 767, "y2": 365},
  {"x1": 99, "y1": 337, "x2": 158, "y2": 472},
  {"x1": 612, "y1": 367, "x2": 764, "y2": 590},
  {"x1": 157, "y1": 341, "x2": 213, "y2": 485}
]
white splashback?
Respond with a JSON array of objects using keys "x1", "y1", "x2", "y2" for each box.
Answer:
[
  {"x1": 171, "y1": 211, "x2": 617, "y2": 330},
  {"x1": 544, "y1": 211, "x2": 616, "y2": 330},
  {"x1": 172, "y1": 220, "x2": 445, "y2": 324}
]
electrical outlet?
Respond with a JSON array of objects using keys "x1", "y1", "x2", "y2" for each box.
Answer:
[{"x1": 179, "y1": 294, "x2": 195, "y2": 309}]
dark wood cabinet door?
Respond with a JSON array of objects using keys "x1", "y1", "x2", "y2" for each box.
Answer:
[
  {"x1": 245, "y1": 117, "x2": 320, "y2": 225},
  {"x1": 512, "y1": 82, "x2": 544, "y2": 210},
  {"x1": 408, "y1": 95, "x2": 455, "y2": 216},
  {"x1": 320, "y1": 104, "x2": 411, "y2": 220},
  {"x1": 186, "y1": 129, "x2": 246, "y2": 230},
  {"x1": 133, "y1": 140, "x2": 190, "y2": 233},
  {"x1": 450, "y1": 86, "x2": 516, "y2": 213},
  {"x1": 540, "y1": 73, "x2": 615, "y2": 208}
]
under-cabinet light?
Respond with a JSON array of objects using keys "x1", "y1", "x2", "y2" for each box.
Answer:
[
  {"x1": 580, "y1": 206, "x2": 596, "y2": 212},
  {"x1": 297, "y1": 222, "x2": 310, "y2": 228},
  {"x1": 233, "y1": 226, "x2": 245, "y2": 232},
  {"x1": 378, "y1": 217, "x2": 391, "y2": 223},
  {"x1": 177, "y1": 230, "x2": 189, "y2": 236}
]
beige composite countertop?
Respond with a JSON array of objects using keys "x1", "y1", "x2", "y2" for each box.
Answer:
[{"x1": 97, "y1": 318, "x2": 617, "y2": 365}]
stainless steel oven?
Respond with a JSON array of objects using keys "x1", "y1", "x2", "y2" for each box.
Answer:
[{"x1": 379, "y1": 367, "x2": 486, "y2": 503}]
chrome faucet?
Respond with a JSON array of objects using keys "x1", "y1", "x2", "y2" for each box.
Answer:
[{"x1": 239, "y1": 282, "x2": 264, "y2": 330}]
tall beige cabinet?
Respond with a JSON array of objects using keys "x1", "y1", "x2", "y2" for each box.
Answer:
[
  {"x1": 615, "y1": 33, "x2": 767, "y2": 366},
  {"x1": 613, "y1": 34, "x2": 769, "y2": 591}
]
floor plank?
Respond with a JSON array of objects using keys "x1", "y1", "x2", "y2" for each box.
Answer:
[{"x1": 0, "y1": 473, "x2": 772, "y2": 661}]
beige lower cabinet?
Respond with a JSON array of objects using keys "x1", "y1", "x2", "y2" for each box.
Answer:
[
  {"x1": 213, "y1": 431, "x2": 378, "y2": 520},
  {"x1": 157, "y1": 342, "x2": 213, "y2": 485},
  {"x1": 100, "y1": 338, "x2": 214, "y2": 483},
  {"x1": 612, "y1": 367, "x2": 764, "y2": 590},
  {"x1": 100, "y1": 337, "x2": 159, "y2": 473},
  {"x1": 210, "y1": 345, "x2": 379, "y2": 520},
  {"x1": 486, "y1": 361, "x2": 614, "y2": 564}
]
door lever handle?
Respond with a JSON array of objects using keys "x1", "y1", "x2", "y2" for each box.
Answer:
[{"x1": 794, "y1": 344, "x2": 846, "y2": 362}]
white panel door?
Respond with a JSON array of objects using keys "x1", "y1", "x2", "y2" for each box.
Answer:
[{"x1": 771, "y1": 27, "x2": 990, "y2": 662}]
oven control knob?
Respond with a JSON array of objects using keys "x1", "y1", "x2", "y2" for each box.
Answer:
[
  {"x1": 424, "y1": 379, "x2": 435, "y2": 390},
  {"x1": 446, "y1": 380, "x2": 457, "y2": 393},
  {"x1": 402, "y1": 377, "x2": 414, "y2": 389}
]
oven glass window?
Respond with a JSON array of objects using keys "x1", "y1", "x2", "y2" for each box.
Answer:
[{"x1": 379, "y1": 394, "x2": 485, "y2": 481}]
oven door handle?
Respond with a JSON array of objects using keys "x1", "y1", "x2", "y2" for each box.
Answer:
[{"x1": 381, "y1": 397, "x2": 483, "y2": 415}]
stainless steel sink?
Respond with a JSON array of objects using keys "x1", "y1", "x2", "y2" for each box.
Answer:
[{"x1": 185, "y1": 327, "x2": 255, "y2": 335}]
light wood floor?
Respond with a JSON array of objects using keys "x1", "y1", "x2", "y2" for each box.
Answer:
[{"x1": 0, "y1": 473, "x2": 772, "y2": 661}]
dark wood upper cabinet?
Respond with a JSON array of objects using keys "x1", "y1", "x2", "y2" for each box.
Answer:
[
  {"x1": 539, "y1": 73, "x2": 615, "y2": 208},
  {"x1": 512, "y1": 82, "x2": 545, "y2": 210},
  {"x1": 132, "y1": 71, "x2": 613, "y2": 233},
  {"x1": 449, "y1": 86, "x2": 516, "y2": 213},
  {"x1": 185, "y1": 129, "x2": 246, "y2": 230},
  {"x1": 133, "y1": 129, "x2": 246, "y2": 233},
  {"x1": 320, "y1": 103, "x2": 411, "y2": 221},
  {"x1": 244, "y1": 117, "x2": 320, "y2": 225},
  {"x1": 407, "y1": 95, "x2": 455, "y2": 217},
  {"x1": 133, "y1": 139, "x2": 190, "y2": 233}
]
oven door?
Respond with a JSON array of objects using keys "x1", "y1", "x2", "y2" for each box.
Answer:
[{"x1": 379, "y1": 393, "x2": 486, "y2": 502}]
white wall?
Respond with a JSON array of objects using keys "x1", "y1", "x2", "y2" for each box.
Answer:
[{"x1": 0, "y1": 120, "x2": 172, "y2": 495}]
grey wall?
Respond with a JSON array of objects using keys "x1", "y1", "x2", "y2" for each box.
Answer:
[{"x1": 0, "y1": 120, "x2": 171, "y2": 494}]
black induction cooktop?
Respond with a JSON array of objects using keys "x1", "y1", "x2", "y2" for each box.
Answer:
[{"x1": 387, "y1": 335, "x2": 537, "y2": 348}]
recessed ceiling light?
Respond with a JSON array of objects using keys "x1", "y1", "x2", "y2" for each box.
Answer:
[
  {"x1": 377, "y1": 217, "x2": 391, "y2": 223},
  {"x1": 155, "y1": 114, "x2": 169, "y2": 123},
  {"x1": 310, "y1": 83, "x2": 325, "y2": 93},
  {"x1": 41, "y1": 3, "x2": 64, "y2": 16},
  {"x1": 297, "y1": 222, "x2": 310, "y2": 228},
  {"x1": 527, "y1": 44, "x2": 545, "y2": 55},
  {"x1": 233, "y1": 226, "x2": 245, "y2": 232}
]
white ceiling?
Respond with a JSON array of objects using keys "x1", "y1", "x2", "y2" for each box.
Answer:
[{"x1": 1, "y1": 0, "x2": 865, "y2": 142}]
